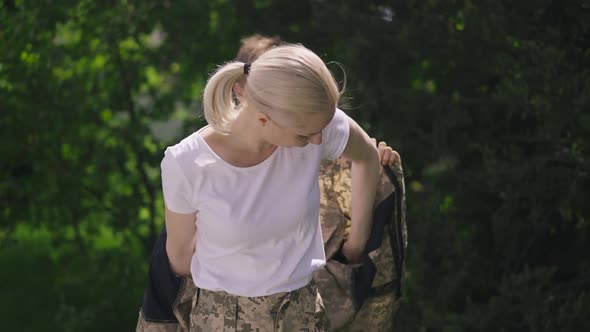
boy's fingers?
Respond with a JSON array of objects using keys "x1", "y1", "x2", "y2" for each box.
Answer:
[
  {"x1": 381, "y1": 149, "x2": 391, "y2": 166},
  {"x1": 390, "y1": 150, "x2": 401, "y2": 167},
  {"x1": 373, "y1": 140, "x2": 402, "y2": 167}
]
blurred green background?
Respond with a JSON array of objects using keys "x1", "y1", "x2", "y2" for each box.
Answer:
[{"x1": 1, "y1": 0, "x2": 589, "y2": 331}]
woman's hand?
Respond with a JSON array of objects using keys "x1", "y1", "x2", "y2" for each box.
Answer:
[{"x1": 341, "y1": 239, "x2": 365, "y2": 264}]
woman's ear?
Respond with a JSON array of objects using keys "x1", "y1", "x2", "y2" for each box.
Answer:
[{"x1": 233, "y1": 83, "x2": 243, "y2": 98}]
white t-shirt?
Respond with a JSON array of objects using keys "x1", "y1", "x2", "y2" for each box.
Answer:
[{"x1": 160, "y1": 108, "x2": 350, "y2": 297}]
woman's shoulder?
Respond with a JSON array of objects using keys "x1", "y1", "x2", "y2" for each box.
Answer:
[
  {"x1": 165, "y1": 131, "x2": 202, "y2": 157},
  {"x1": 162, "y1": 127, "x2": 217, "y2": 170}
]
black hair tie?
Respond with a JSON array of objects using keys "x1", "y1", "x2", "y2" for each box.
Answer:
[{"x1": 243, "y1": 63, "x2": 251, "y2": 75}]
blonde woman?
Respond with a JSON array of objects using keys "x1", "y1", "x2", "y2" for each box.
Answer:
[{"x1": 162, "y1": 44, "x2": 381, "y2": 331}]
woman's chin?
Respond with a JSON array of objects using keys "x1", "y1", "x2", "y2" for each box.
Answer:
[{"x1": 279, "y1": 142, "x2": 307, "y2": 148}]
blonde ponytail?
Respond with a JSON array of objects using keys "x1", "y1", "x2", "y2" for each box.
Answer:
[{"x1": 202, "y1": 62, "x2": 245, "y2": 134}]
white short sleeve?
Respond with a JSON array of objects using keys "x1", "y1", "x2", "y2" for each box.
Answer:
[
  {"x1": 321, "y1": 108, "x2": 351, "y2": 160},
  {"x1": 160, "y1": 148, "x2": 197, "y2": 214}
]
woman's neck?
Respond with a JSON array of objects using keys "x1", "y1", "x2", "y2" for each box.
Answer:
[
  {"x1": 200, "y1": 108, "x2": 277, "y2": 168},
  {"x1": 223, "y1": 107, "x2": 275, "y2": 155}
]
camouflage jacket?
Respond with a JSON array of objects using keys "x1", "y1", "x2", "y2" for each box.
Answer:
[{"x1": 136, "y1": 159, "x2": 407, "y2": 332}]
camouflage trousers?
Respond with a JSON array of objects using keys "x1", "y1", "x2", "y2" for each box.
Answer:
[{"x1": 190, "y1": 280, "x2": 330, "y2": 332}]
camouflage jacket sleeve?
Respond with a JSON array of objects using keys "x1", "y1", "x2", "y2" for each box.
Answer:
[{"x1": 315, "y1": 159, "x2": 407, "y2": 331}]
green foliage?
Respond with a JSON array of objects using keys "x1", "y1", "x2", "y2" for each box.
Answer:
[
  {"x1": 0, "y1": 229, "x2": 146, "y2": 331},
  {"x1": 1, "y1": 0, "x2": 589, "y2": 331}
]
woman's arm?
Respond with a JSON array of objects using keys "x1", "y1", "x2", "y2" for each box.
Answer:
[
  {"x1": 165, "y1": 206, "x2": 197, "y2": 276},
  {"x1": 340, "y1": 116, "x2": 381, "y2": 263}
]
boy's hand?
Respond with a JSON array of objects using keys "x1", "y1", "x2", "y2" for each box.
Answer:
[{"x1": 371, "y1": 138, "x2": 401, "y2": 167}]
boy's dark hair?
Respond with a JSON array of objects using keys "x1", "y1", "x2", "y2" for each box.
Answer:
[{"x1": 235, "y1": 34, "x2": 285, "y2": 63}]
